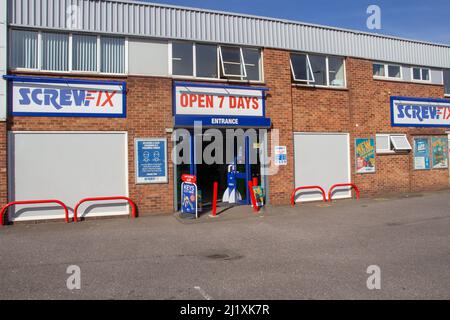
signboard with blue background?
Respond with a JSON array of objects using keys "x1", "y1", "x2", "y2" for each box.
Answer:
[
  {"x1": 181, "y1": 182, "x2": 198, "y2": 217},
  {"x1": 135, "y1": 138, "x2": 168, "y2": 184}
]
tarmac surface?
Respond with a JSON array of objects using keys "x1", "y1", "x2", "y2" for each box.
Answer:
[{"x1": 0, "y1": 190, "x2": 449, "y2": 300}]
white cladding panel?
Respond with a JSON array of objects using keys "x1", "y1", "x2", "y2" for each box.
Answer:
[
  {"x1": 8, "y1": 132, "x2": 129, "y2": 221},
  {"x1": 7, "y1": 0, "x2": 450, "y2": 69},
  {"x1": 293, "y1": 133, "x2": 351, "y2": 202}
]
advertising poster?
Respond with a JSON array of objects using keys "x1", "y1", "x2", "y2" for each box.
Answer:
[
  {"x1": 181, "y1": 182, "x2": 197, "y2": 217},
  {"x1": 135, "y1": 138, "x2": 168, "y2": 184},
  {"x1": 431, "y1": 137, "x2": 449, "y2": 169},
  {"x1": 355, "y1": 138, "x2": 376, "y2": 174},
  {"x1": 252, "y1": 186, "x2": 265, "y2": 207},
  {"x1": 413, "y1": 138, "x2": 430, "y2": 170},
  {"x1": 274, "y1": 146, "x2": 287, "y2": 166}
]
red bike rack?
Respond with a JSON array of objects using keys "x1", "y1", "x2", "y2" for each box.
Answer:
[
  {"x1": 0, "y1": 199, "x2": 69, "y2": 226},
  {"x1": 73, "y1": 196, "x2": 137, "y2": 222},
  {"x1": 328, "y1": 183, "x2": 360, "y2": 202},
  {"x1": 290, "y1": 186, "x2": 327, "y2": 206}
]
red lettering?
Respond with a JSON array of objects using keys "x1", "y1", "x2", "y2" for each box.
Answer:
[
  {"x1": 101, "y1": 91, "x2": 116, "y2": 107},
  {"x1": 180, "y1": 93, "x2": 189, "y2": 107},
  {"x1": 251, "y1": 97, "x2": 259, "y2": 110},
  {"x1": 237, "y1": 97, "x2": 245, "y2": 109},
  {"x1": 244, "y1": 97, "x2": 251, "y2": 109},
  {"x1": 189, "y1": 94, "x2": 197, "y2": 107},
  {"x1": 205, "y1": 95, "x2": 214, "y2": 108},
  {"x1": 229, "y1": 96, "x2": 236, "y2": 108},
  {"x1": 198, "y1": 94, "x2": 206, "y2": 108}
]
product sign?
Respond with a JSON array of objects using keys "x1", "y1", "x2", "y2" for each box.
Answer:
[
  {"x1": 6, "y1": 76, "x2": 126, "y2": 118},
  {"x1": 391, "y1": 96, "x2": 450, "y2": 128},
  {"x1": 181, "y1": 182, "x2": 198, "y2": 217},
  {"x1": 274, "y1": 146, "x2": 287, "y2": 166},
  {"x1": 173, "y1": 82, "x2": 271, "y2": 127},
  {"x1": 135, "y1": 138, "x2": 168, "y2": 184},
  {"x1": 252, "y1": 186, "x2": 265, "y2": 207},
  {"x1": 355, "y1": 138, "x2": 376, "y2": 174},
  {"x1": 431, "y1": 137, "x2": 449, "y2": 169},
  {"x1": 413, "y1": 138, "x2": 431, "y2": 170}
]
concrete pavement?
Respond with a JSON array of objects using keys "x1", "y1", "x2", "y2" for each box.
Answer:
[{"x1": 0, "y1": 190, "x2": 449, "y2": 299}]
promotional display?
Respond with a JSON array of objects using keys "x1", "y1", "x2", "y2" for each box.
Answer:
[
  {"x1": 274, "y1": 146, "x2": 287, "y2": 166},
  {"x1": 6, "y1": 76, "x2": 126, "y2": 118},
  {"x1": 355, "y1": 138, "x2": 376, "y2": 174},
  {"x1": 222, "y1": 164, "x2": 242, "y2": 204},
  {"x1": 135, "y1": 138, "x2": 168, "y2": 184},
  {"x1": 252, "y1": 186, "x2": 265, "y2": 207},
  {"x1": 173, "y1": 82, "x2": 271, "y2": 127},
  {"x1": 391, "y1": 96, "x2": 450, "y2": 128},
  {"x1": 431, "y1": 137, "x2": 448, "y2": 169},
  {"x1": 181, "y1": 181, "x2": 198, "y2": 218},
  {"x1": 413, "y1": 138, "x2": 431, "y2": 170}
]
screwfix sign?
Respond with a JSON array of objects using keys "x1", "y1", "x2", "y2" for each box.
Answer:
[
  {"x1": 391, "y1": 96, "x2": 450, "y2": 128},
  {"x1": 173, "y1": 82, "x2": 270, "y2": 127},
  {"x1": 9, "y1": 77, "x2": 126, "y2": 118}
]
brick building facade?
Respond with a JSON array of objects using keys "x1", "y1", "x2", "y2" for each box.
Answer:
[{"x1": 1, "y1": 0, "x2": 449, "y2": 223}]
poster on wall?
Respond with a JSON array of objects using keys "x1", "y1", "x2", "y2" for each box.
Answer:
[
  {"x1": 413, "y1": 138, "x2": 431, "y2": 170},
  {"x1": 355, "y1": 138, "x2": 376, "y2": 174},
  {"x1": 431, "y1": 137, "x2": 449, "y2": 169},
  {"x1": 274, "y1": 146, "x2": 287, "y2": 166},
  {"x1": 135, "y1": 138, "x2": 168, "y2": 184}
]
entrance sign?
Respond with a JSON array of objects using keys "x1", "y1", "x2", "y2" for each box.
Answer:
[
  {"x1": 181, "y1": 181, "x2": 198, "y2": 218},
  {"x1": 5, "y1": 75, "x2": 126, "y2": 118},
  {"x1": 274, "y1": 146, "x2": 287, "y2": 166},
  {"x1": 135, "y1": 138, "x2": 168, "y2": 184},
  {"x1": 173, "y1": 82, "x2": 271, "y2": 127},
  {"x1": 391, "y1": 96, "x2": 450, "y2": 128},
  {"x1": 355, "y1": 138, "x2": 376, "y2": 173},
  {"x1": 431, "y1": 137, "x2": 448, "y2": 169},
  {"x1": 413, "y1": 138, "x2": 431, "y2": 170}
]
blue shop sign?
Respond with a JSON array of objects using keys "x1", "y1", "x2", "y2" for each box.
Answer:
[{"x1": 173, "y1": 82, "x2": 271, "y2": 128}]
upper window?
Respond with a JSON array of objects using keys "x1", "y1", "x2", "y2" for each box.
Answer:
[
  {"x1": 290, "y1": 53, "x2": 345, "y2": 88},
  {"x1": 373, "y1": 63, "x2": 402, "y2": 80},
  {"x1": 172, "y1": 41, "x2": 194, "y2": 76},
  {"x1": 10, "y1": 30, "x2": 39, "y2": 69},
  {"x1": 72, "y1": 34, "x2": 97, "y2": 72},
  {"x1": 219, "y1": 46, "x2": 246, "y2": 78},
  {"x1": 195, "y1": 44, "x2": 218, "y2": 78},
  {"x1": 170, "y1": 42, "x2": 262, "y2": 81},
  {"x1": 412, "y1": 67, "x2": 430, "y2": 82},
  {"x1": 443, "y1": 70, "x2": 450, "y2": 95},
  {"x1": 41, "y1": 32, "x2": 69, "y2": 71},
  {"x1": 10, "y1": 30, "x2": 126, "y2": 74},
  {"x1": 376, "y1": 134, "x2": 412, "y2": 153}
]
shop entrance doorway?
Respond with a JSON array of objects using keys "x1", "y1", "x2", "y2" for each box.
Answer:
[{"x1": 175, "y1": 129, "x2": 264, "y2": 212}]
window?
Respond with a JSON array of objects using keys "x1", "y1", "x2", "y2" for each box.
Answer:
[
  {"x1": 170, "y1": 42, "x2": 262, "y2": 81},
  {"x1": 242, "y1": 48, "x2": 261, "y2": 81},
  {"x1": 290, "y1": 53, "x2": 345, "y2": 87},
  {"x1": 10, "y1": 30, "x2": 126, "y2": 74},
  {"x1": 412, "y1": 67, "x2": 430, "y2": 82},
  {"x1": 328, "y1": 56, "x2": 345, "y2": 87},
  {"x1": 10, "y1": 30, "x2": 38, "y2": 69},
  {"x1": 100, "y1": 36, "x2": 125, "y2": 74},
  {"x1": 373, "y1": 63, "x2": 385, "y2": 77},
  {"x1": 172, "y1": 41, "x2": 193, "y2": 76},
  {"x1": 443, "y1": 70, "x2": 450, "y2": 95},
  {"x1": 195, "y1": 44, "x2": 218, "y2": 78},
  {"x1": 376, "y1": 134, "x2": 412, "y2": 153},
  {"x1": 72, "y1": 34, "x2": 97, "y2": 72},
  {"x1": 373, "y1": 63, "x2": 402, "y2": 80},
  {"x1": 387, "y1": 65, "x2": 401, "y2": 79},
  {"x1": 219, "y1": 46, "x2": 246, "y2": 78},
  {"x1": 290, "y1": 54, "x2": 314, "y2": 83},
  {"x1": 41, "y1": 32, "x2": 69, "y2": 71}
]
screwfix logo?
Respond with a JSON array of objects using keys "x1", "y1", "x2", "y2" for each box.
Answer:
[
  {"x1": 11, "y1": 79, "x2": 125, "y2": 118},
  {"x1": 391, "y1": 97, "x2": 450, "y2": 128}
]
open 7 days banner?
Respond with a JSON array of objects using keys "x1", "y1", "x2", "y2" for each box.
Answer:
[
  {"x1": 391, "y1": 96, "x2": 450, "y2": 128},
  {"x1": 8, "y1": 76, "x2": 126, "y2": 118}
]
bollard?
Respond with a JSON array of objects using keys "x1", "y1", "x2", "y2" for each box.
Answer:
[{"x1": 211, "y1": 182, "x2": 218, "y2": 217}]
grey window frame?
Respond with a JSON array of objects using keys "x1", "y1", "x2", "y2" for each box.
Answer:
[{"x1": 219, "y1": 45, "x2": 247, "y2": 78}]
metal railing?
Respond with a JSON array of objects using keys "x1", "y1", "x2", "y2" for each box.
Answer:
[
  {"x1": 73, "y1": 196, "x2": 137, "y2": 222},
  {"x1": 328, "y1": 183, "x2": 360, "y2": 202},
  {"x1": 291, "y1": 186, "x2": 327, "y2": 206}
]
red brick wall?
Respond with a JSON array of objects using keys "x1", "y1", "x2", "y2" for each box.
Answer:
[{"x1": 6, "y1": 75, "x2": 174, "y2": 216}]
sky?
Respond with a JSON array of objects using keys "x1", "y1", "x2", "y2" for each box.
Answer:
[{"x1": 139, "y1": 0, "x2": 450, "y2": 45}]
